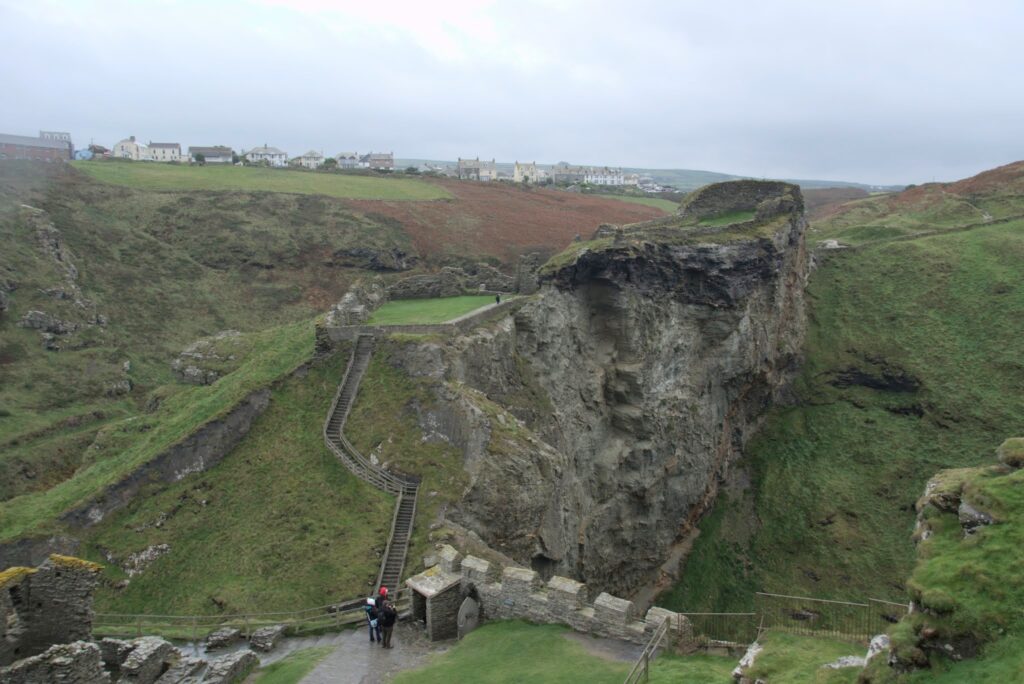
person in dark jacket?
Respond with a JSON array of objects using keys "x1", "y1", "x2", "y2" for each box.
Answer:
[
  {"x1": 380, "y1": 600, "x2": 398, "y2": 648},
  {"x1": 364, "y1": 598, "x2": 381, "y2": 643}
]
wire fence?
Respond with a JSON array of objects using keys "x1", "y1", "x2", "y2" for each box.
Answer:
[
  {"x1": 678, "y1": 612, "x2": 762, "y2": 649},
  {"x1": 93, "y1": 590, "x2": 409, "y2": 641},
  {"x1": 755, "y1": 592, "x2": 907, "y2": 641}
]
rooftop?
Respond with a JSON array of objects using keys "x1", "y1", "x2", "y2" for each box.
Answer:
[{"x1": 0, "y1": 133, "x2": 74, "y2": 150}]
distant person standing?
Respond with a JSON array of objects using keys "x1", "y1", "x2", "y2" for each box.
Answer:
[
  {"x1": 495, "y1": 293, "x2": 501, "y2": 305},
  {"x1": 364, "y1": 597, "x2": 380, "y2": 643},
  {"x1": 380, "y1": 599, "x2": 398, "y2": 649}
]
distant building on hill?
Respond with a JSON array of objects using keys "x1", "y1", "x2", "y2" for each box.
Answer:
[
  {"x1": 188, "y1": 145, "x2": 234, "y2": 164},
  {"x1": 514, "y1": 161, "x2": 541, "y2": 183},
  {"x1": 583, "y1": 166, "x2": 625, "y2": 186},
  {"x1": 335, "y1": 152, "x2": 360, "y2": 169},
  {"x1": 294, "y1": 150, "x2": 325, "y2": 169},
  {"x1": 39, "y1": 131, "x2": 73, "y2": 158},
  {"x1": 244, "y1": 145, "x2": 288, "y2": 167},
  {"x1": 113, "y1": 135, "x2": 148, "y2": 160},
  {"x1": 0, "y1": 131, "x2": 74, "y2": 161},
  {"x1": 149, "y1": 142, "x2": 183, "y2": 162},
  {"x1": 458, "y1": 157, "x2": 497, "y2": 181},
  {"x1": 362, "y1": 152, "x2": 394, "y2": 171},
  {"x1": 551, "y1": 162, "x2": 585, "y2": 184}
]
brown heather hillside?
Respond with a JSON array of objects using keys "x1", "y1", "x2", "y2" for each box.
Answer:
[{"x1": 347, "y1": 178, "x2": 666, "y2": 262}]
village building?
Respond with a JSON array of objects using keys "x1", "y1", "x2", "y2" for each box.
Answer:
[
  {"x1": 294, "y1": 150, "x2": 325, "y2": 169},
  {"x1": 187, "y1": 145, "x2": 234, "y2": 164},
  {"x1": 551, "y1": 162, "x2": 586, "y2": 184},
  {"x1": 335, "y1": 152, "x2": 360, "y2": 169},
  {"x1": 457, "y1": 157, "x2": 497, "y2": 181},
  {"x1": 148, "y1": 142, "x2": 182, "y2": 162},
  {"x1": 0, "y1": 132, "x2": 74, "y2": 162},
  {"x1": 39, "y1": 131, "x2": 74, "y2": 158},
  {"x1": 244, "y1": 145, "x2": 288, "y2": 167},
  {"x1": 113, "y1": 136, "x2": 149, "y2": 160},
  {"x1": 361, "y1": 152, "x2": 395, "y2": 171},
  {"x1": 513, "y1": 161, "x2": 541, "y2": 183},
  {"x1": 583, "y1": 166, "x2": 625, "y2": 186}
]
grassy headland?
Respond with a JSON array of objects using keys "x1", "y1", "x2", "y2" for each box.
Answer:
[{"x1": 366, "y1": 295, "x2": 496, "y2": 325}]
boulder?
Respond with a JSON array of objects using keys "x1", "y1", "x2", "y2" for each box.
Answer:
[
  {"x1": 203, "y1": 650, "x2": 258, "y2": 684},
  {"x1": 203, "y1": 627, "x2": 241, "y2": 650},
  {"x1": 958, "y1": 501, "x2": 994, "y2": 535},
  {"x1": 866, "y1": 633, "x2": 891, "y2": 661},
  {"x1": 154, "y1": 655, "x2": 205, "y2": 683},
  {"x1": 248, "y1": 624, "x2": 286, "y2": 652}
]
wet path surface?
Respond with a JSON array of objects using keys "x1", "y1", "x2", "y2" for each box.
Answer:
[{"x1": 298, "y1": 622, "x2": 448, "y2": 684}]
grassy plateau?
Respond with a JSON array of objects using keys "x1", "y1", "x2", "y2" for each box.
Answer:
[
  {"x1": 71, "y1": 160, "x2": 451, "y2": 200},
  {"x1": 366, "y1": 295, "x2": 497, "y2": 326}
]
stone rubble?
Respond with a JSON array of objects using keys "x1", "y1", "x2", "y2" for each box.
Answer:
[
  {"x1": 248, "y1": 624, "x2": 286, "y2": 652},
  {"x1": 203, "y1": 627, "x2": 241, "y2": 650}
]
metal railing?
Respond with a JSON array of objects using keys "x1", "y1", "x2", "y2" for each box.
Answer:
[
  {"x1": 92, "y1": 590, "x2": 409, "y2": 641},
  {"x1": 755, "y1": 592, "x2": 908, "y2": 641},
  {"x1": 623, "y1": 618, "x2": 671, "y2": 684}
]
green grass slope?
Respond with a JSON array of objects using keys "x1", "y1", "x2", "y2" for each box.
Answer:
[
  {"x1": 661, "y1": 172, "x2": 1024, "y2": 613},
  {"x1": 0, "y1": 161, "x2": 413, "y2": 532},
  {"x1": 72, "y1": 160, "x2": 451, "y2": 200},
  {"x1": 81, "y1": 350, "x2": 393, "y2": 615}
]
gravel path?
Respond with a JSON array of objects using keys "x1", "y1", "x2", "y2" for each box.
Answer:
[{"x1": 299, "y1": 622, "x2": 448, "y2": 684}]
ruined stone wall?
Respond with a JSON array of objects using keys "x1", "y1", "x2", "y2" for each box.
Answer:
[
  {"x1": 678, "y1": 180, "x2": 800, "y2": 220},
  {"x1": 59, "y1": 388, "x2": 271, "y2": 530},
  {"x1": 0, "y1": 555, "x2": 101, "y2": 666},
  {"x1": 415, "y1": 545, "x2": 691, "y2": 645}
]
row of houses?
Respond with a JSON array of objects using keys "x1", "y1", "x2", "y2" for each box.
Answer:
[
  {"x1": 110, "y1": 136, "x2": 396, "y2": 170},
  {"x1": 0, "y1": 131, "x2": 74, "y2": 162},
  {"x1": 455, "y1": 158, "x2": 640, "y2": 186}
]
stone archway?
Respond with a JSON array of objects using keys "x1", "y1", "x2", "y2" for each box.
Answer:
[{"x1": 457, "y1": 596, "x2": 480, "y2": 639}]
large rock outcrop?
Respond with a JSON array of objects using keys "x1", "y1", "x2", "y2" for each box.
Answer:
[{"x1": 391, "y1": 181, "x2": 809, "y2": 596}]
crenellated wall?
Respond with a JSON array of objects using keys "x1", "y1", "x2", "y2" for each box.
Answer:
[{"x1": 407, "y1": 545, "x2": 692, "y2": 645}]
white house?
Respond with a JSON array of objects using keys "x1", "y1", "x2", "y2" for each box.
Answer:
[
  {"x1": 149, "y1": 142, "x2": 182, "y2": 162},
  {"x1": 244, "y1": 145, "x2": 288, "y2": 167},
  {"x1": 335, "y1": 152, "x2": 360, "y2": 169},
  {"x1": 188, "y1": 146, "x2": 234, "y2": 164},
  {"x1": 583, "y1": 166, "x2": 625, "y2": 186},
  {"x1": 514, "y1": 161, "x2": 541, "y2": 183},
  {"x1": 113, "y1": 136, "x2": 148, "y2": 160},
  {"x1": 294, "y1": 150, "x2": 325, "y2": 169}
]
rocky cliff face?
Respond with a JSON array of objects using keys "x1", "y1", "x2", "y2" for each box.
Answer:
[{"x1": 391, "y1": 182, "x2": 809, "y2": 596}]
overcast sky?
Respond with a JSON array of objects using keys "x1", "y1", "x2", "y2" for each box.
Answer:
[{"x1": 2, "y1": 0, "x2": 1022, "y2": 185}]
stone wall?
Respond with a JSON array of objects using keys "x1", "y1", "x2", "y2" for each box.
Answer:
[
  {"x1": 0, "y1": 555, "x2": 102, "y2": 666},
  {"x1": 59, "y1": 388, "x2": 271, "y2": 530},
  {"x1": 678, "y1": 180, "x2": 801, "y2": 220},
  {"x1": 388, "y1": 265, "x2": 515, "y2": 300},
  {"x1": 408, "y1": 545, "x2": 692, "y2": 645}
]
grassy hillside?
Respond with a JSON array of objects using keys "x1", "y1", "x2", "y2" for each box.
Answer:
[
  {"x1": 661, "y1": 165, "x2": 1024, "y2": 614},
  {"x1": 83, "y1": 350, "x2": 393, "y2": 615},
  {"x1": 596, "y1": 194, "x2": 679, "y2": 213},
  {"x1": 72, "y1": 161, "x2": 451, "y2": 200}
]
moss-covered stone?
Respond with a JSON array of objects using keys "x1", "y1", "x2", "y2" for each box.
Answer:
[{"x1": 996, "y1": 437, "x2": 1024, "y2": 468}]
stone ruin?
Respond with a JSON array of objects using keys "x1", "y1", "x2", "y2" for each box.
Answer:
[
  {"x1": 0, "y1": 555, "x2": 263, "y2": 683},
  {"x1": 406, "y1": 545, "x2": 693, "y2": 645},
  {"x1": 677, "y1": 179, "x2": 802, "y2": 221}
]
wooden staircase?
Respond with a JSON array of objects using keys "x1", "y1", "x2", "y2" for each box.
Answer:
[{"x1": 323, "y1": 334, "x2": 420, "y2": 592}]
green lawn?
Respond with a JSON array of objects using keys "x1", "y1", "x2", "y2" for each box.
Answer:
[
  {"x1": 698, "y1": 209, "x2": 756, "y2": 226},
  {"x1": 661, "y1": 218, "x2": 1024, "y2": 612},
  {"x1": 71, "y1": 161, "x2": 450, "y2": 200},
  {"x1": 597, "y1": 194, "x2": 678, "y2": 214},
  {"x1": 366, "y1": 296, "x2": 496, "y2": 325},
  {"x1": 745, "y1": 632, "x2": 863, "y2": 684},
  {"x1": 648, "y1": 652, "x2": 736, "y2": 682},
  {"x1": 252, "y1": 646, "x2": 334, "y2": 684},
  {"x1": 84, "y1": 349, "x2": 394, "y2": 615},
  {"x1": 392, "y1": 621, "x2": 630, "y2": 684}
]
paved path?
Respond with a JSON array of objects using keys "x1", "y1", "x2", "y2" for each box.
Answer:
[{"x1": 300, "y1": 622, "x2": 448, "y2": 684}]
